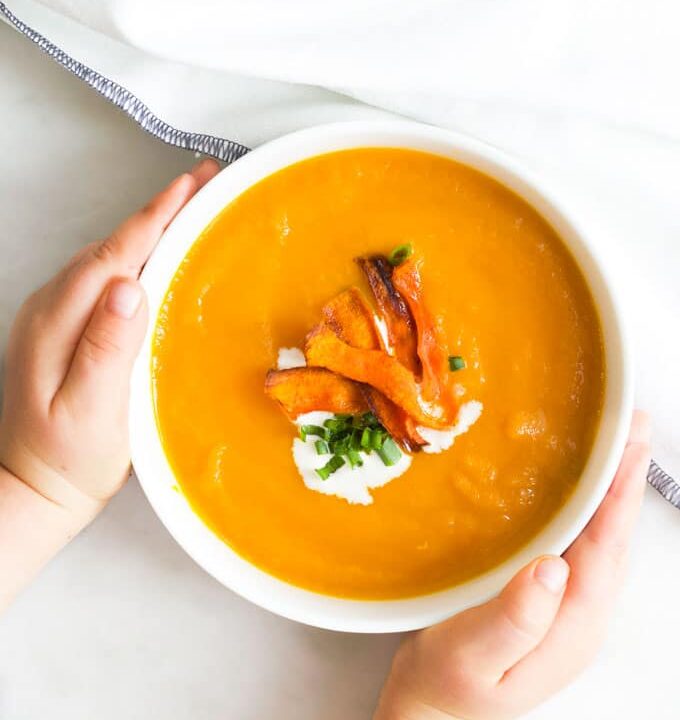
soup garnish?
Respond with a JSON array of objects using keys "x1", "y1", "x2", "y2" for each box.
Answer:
[{"x1": 264, "y1": 245, "x2": 483, "y2": 488}]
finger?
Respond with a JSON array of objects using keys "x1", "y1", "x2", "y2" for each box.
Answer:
[
  {"x1": 563, "y1": 410, "x2": 651, "y2": 603},
  {"x1": 55, "y1": 159, "x2": 218, "y2": 340},
  {"x1": 626, "y1": 409, "x2": 652, "y2": 445},
  {"x1": 105, "y1": 158, "x2": 219, "y2": 273},
  {"x1": 499, "y1": 412, "x2": 651, "y2": 702},
  {"x1": 56, "y1": 278, "x2": 148, "y2": 418},
  {"x1": 188, "y1": 156, "x2": 221, "y2": 188},
  {"x1": 61, "y1": 158, "x2": 216, "y2": 287},
  {"x1": 20, "y1": 160, "x2": 219, "y2": 399},
  {"x1": 424, "y1": 556, "x2": 569, "y2": 683}
]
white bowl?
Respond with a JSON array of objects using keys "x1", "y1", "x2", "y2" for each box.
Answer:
[{"x1": 130, "y1": 121, "x2": 633, "y2": 633}]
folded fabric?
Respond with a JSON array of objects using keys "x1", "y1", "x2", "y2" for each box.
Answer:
[{"x1": 3, "y1": 0, "x2": 679, "y2": 486}]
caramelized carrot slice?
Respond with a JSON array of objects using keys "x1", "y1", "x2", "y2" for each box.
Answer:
[
  {"x1": 362, "y1": 387, "x2": 426, "y2": 452},
  {"x1": 357, "y1": 255, "x2": 421, "y2": 374},
  {"x1": 305, "y1": 325, "x2": 454, "y2": 428},
  {"x1": 393, "y1": 256, "x2": 456, "y2": 412},
  {"x1": 321, "y1": 287, "x2": 426, "y2": 449},
  {"x1": 321, "y1": 286, "x2": 382, "y2": 351},
  {"x1": 265, "y1": 367, "x2": 368, "y2": 419}
]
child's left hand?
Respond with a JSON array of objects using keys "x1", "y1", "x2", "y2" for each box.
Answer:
[
  {"x1": 0, "y1": 159, "x2": 220, "y2": 520},
  {"x1": 374, "y1": 412, "x2": 651, "y2": 720}
]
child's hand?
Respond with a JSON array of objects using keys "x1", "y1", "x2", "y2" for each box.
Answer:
[
  {"x1": 375, "y1": 411, "x2": 651, "y2": 720},
  {"x1": 0, "y1": 159, "x2": 219, "y2": 519}
]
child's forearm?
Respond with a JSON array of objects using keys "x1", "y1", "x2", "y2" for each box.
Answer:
[{"x1": 0, "y1": 466, "x2": 99, "y2": 611}]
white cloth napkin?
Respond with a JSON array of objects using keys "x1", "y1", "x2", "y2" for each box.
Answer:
[{"x1": 3, "y1": 0, "x2": 679, "y2": 481}]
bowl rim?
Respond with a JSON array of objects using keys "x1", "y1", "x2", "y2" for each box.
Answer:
[{"x1": 130, "y1": 120, "x2": 634, "y2": 633}]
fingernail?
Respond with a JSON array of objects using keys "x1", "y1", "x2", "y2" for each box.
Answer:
[
  {"x1": 190, "y1": 157, "x2": 208, "y2": 171},
  {"x1": 190, "y1": 158, "x2": 219, "y2": 179},
  {"x1": 534, "y1": 557, "x2": 569, "y2": 594},
  {"x1": 106, "y1": 280, "x2": 142, "y2": 319}
]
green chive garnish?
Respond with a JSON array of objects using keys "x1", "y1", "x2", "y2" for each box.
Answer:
[
  {"x1": 448, "y1": 355, "x2": 466, "y2": 371},
  {"x1": 377, "y1": 436, "x2": 402, "y2": 466},
  {"x1": 361, "y1": 412, "x2": 380, "y2": 427},
  {"x1": 369, "y1": 428, "x2": 385, "y2": 450},
  {"x1": 316, "y1": 454, "x2": 346, "y2": 481},
  {"x1": 388, "y1": 243, "x2": 414, "y2": 267},
  {"x1": 304, "y1": 412, "x2": 404, "y2": 478},
  {"x1": 330, "y1": 435, "x2": 350, "y2": 455},
  {"x1": 347, "y1": 449, "x2": 363, "y2": 468},
  {"x1": 324, "y1": 416, "x2": 350, "y2": 433},
  {"x1": 300, "y1": 424, "x2": 329, "y2": 441},
  {"x1": 349, "y1": 430, "x2": 361, "y2": 451},
  {"x1": 314, "y1": 439, "x2": 330, "y2": 455}
]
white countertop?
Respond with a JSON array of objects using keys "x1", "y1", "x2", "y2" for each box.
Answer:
[{"x1": 0, "y1": 22, "x2": 678, "y2": 720}]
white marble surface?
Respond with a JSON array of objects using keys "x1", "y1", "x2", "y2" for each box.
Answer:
[{"x1": 0, "y1": 22, "x2": 678, "y2": 720}]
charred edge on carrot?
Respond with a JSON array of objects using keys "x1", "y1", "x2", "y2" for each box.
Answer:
[{"x1": 356, "y1": 255, "x2": 421, "y2": 375}]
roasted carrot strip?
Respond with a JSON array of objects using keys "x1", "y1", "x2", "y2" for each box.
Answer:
[
  {"x1": 265, "y1": 367, "x2": 368, "y2": 419},
  {"x1": 321, "y1": 286, "x2": 383, "y2": 351},
  {"x1": 362, "y1": 387, "x2": 426, "y2": 452},
  {"x1": 321, "y1": 287, "x2": 426, "y2": 449},
  {"x1": 305, "y1": 325, "x2": 453, "y2": 428},
  {"x1": 393, "y1": 256, "x2": 456, "y2": 414},
  {"x1": 357, "y1": 255, "x2": 421, "y2": 374}
]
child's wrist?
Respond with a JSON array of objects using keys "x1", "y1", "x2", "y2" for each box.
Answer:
[
  {"x1": 375, "y1": 700, "x2": 455, "y2": 720},
  {"x1": 374, "y1": 677, "x2": 462, "y2": 720},
  {"x1": 0, "y1": 463, "x2": 100, "y2": 610},
  {"x1": 0, "y1": 438, "x2": 104, "y2": 523}
]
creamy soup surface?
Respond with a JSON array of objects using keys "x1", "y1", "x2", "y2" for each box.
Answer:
[{"x1": 152, "y1": 148, "x2": 604, "y2": 599}]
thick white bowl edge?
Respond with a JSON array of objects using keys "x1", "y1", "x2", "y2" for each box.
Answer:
[{"x1": 129, "y1": 121, "x2": 634, "y2": 633}]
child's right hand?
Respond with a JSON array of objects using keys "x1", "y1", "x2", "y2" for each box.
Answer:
[
  {"x1": 374, "y1": 411, "x2": 651, "y2": 720},
  {"x1": 0, "y1": 160, "x2": 220, "y2": 610},
  {"x1": 0, "y1": 159, "x2": 220, "y2": 519}
]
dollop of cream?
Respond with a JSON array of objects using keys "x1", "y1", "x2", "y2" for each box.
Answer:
[
  {"x1": 277, "y1": 346, "x2": 483, "y2": 504},
  {"x1": 292, "y1": 412, "x2": 412, "y2": 505},
  {"x1": 417, "y1": 401, "x2": 484, "y2": 454},
  {"x1": 277, "y1": 347, "x2": 306, "y2": 370}
]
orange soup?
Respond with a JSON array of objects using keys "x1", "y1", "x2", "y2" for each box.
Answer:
[{"x1": 152, "y1": 148, "x2": 604, "y2": 599}]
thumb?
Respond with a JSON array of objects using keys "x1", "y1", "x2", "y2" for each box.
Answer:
[
  {"x1": 435, "y1": 556, "x2": 570, "y2": 682},
  {"x1": 59, "y1": 278, "x2": 148, "y2": 414}
]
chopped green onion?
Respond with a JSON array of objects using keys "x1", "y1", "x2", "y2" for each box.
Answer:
[
  {"x1": 300, "y1": 424, "x2": 329, "y2": 441},
  {"x1": 302, "y1": 412, "x2": 403, "y2": 478},
  {"x1": 316, "y1": 454, "x2": 346, "y2": 481},
  {"x1": 369, "y1": 428, "x2": 385, "y2": 450},
  {"x1": 377, "y1": 436, "x2": 402, "y2": 466},
  {"x1": 349, "y1": 429, "x2": 361, "y2": 451},
  {"x1": 361, "y1": 412, "x2": 380, "y2": 428},
  {"x1": 330, "y1": 435, "x2": 350, "y2": 455},
  {"x1": 324, "y1": 416, "x2": 351, "y2": 433},
  {"x1": 448, "y1": 355, "x2": 466, "y2": 372},
  {"x1": 388, "y1": 243, "x2": 414, "y2": 267},
  {"x1": 314, "y1": 439, "x2": 330, "y2": 455},
  {"x1": 347, "y1": 449, "x2": 364, "y2": 468}
]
